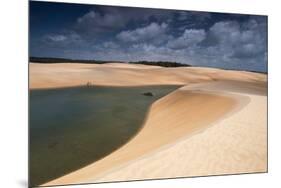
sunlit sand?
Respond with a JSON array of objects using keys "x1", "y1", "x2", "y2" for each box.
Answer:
[{"x1": 29, "y1": 62, "x2": 267, "y2": 186}]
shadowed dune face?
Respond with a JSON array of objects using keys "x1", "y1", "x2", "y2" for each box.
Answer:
[
  {"x1": 95, "y1": 81, "x2": 266, "y2": 182},
  {"x1": 111, "y1": 90, "x2": 239, "y2": 161}
]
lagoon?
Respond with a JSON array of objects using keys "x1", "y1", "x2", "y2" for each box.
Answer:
[{"x1": 30, "y1": 85, "x2": 179, "y2": 186}]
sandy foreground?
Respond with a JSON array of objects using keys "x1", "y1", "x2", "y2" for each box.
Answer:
[{"x1": 29, "y1": 63, "x2": 267, "y2": 186}]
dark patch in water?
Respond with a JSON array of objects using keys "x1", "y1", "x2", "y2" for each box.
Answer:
[{"x1": 142, "y1": 92, "x2": 154, "y2": 96}]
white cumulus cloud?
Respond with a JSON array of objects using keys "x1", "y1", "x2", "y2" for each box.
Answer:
[
  {"x1": 46, "y1": 34, "x2": 67, "y2": 42},
  {"x1": 116, "y1": 22, "x2": 168, "y2": 43},
  {"x1": 167, "y1": 29, "x2": 206, "y2": 49}
]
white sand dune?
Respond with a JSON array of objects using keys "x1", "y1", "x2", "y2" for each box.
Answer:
[{"x1": 29, "y1": 63, "x2": 267, "y2": 186}]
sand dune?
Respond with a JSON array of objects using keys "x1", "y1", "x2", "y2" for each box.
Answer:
[
  {"x1": 97, "y1": 82, "x2": 267, "y2": 181},
  {"x1": 29, "y1": 63, "x2": 266, "y2": 89},
  {"x1": 43, "y1": 85, "x2": 238, "y2": 186},
  {"x1": 29, "y1": 63, "x2": 267, "y2": 186}
]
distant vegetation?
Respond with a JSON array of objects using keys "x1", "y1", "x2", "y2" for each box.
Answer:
[
  {"x1": 29, "y1": 57, "x2": 190, "y2": 67},
  {"x1": 129, "y1": 61, "x2": 191, "y2": 67},
  {"x1": 29, "y1": 57, "x2": 112, "y2": 64}
]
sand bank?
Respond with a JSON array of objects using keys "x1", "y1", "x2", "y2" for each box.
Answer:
[
  {"x1": 96, "y1": 83, "x2": 267, "y2": 182},
  {"x1": 95, "y1": 81, "x2": 267, "y2": 182}
]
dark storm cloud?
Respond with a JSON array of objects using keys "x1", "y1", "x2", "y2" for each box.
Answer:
[{"x1": 30, "y1": 1, "x2": 268, "y2": 72}]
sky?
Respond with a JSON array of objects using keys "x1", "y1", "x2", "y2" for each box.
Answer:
[{"x1": 29, "y1": 1, "x2": 268, "y2": 72}]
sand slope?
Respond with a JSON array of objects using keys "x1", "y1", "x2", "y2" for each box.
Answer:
[
  {"x1": 97, "y1": 81, "x2": 267, "y2": 182},
  {"x1": 29, "y1": 63, "x2": 267, "y2": 186}
]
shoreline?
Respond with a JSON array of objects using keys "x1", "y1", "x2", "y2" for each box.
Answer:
[
  {"x1": 43, "y1": 85, "x2": 240, "y2": 186},
  {"x1": 30, "y1": 85, "x2": 180, "y2": 186},
  {"x1": 29, "y1": 83, "x2": 185, "y2": 91},
  {"x1": 96, "y1": 82, "x2": 266, "y2": 182},
  {"x1": 29, "y1": 62, "x2": 267, "y2": 186}
]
